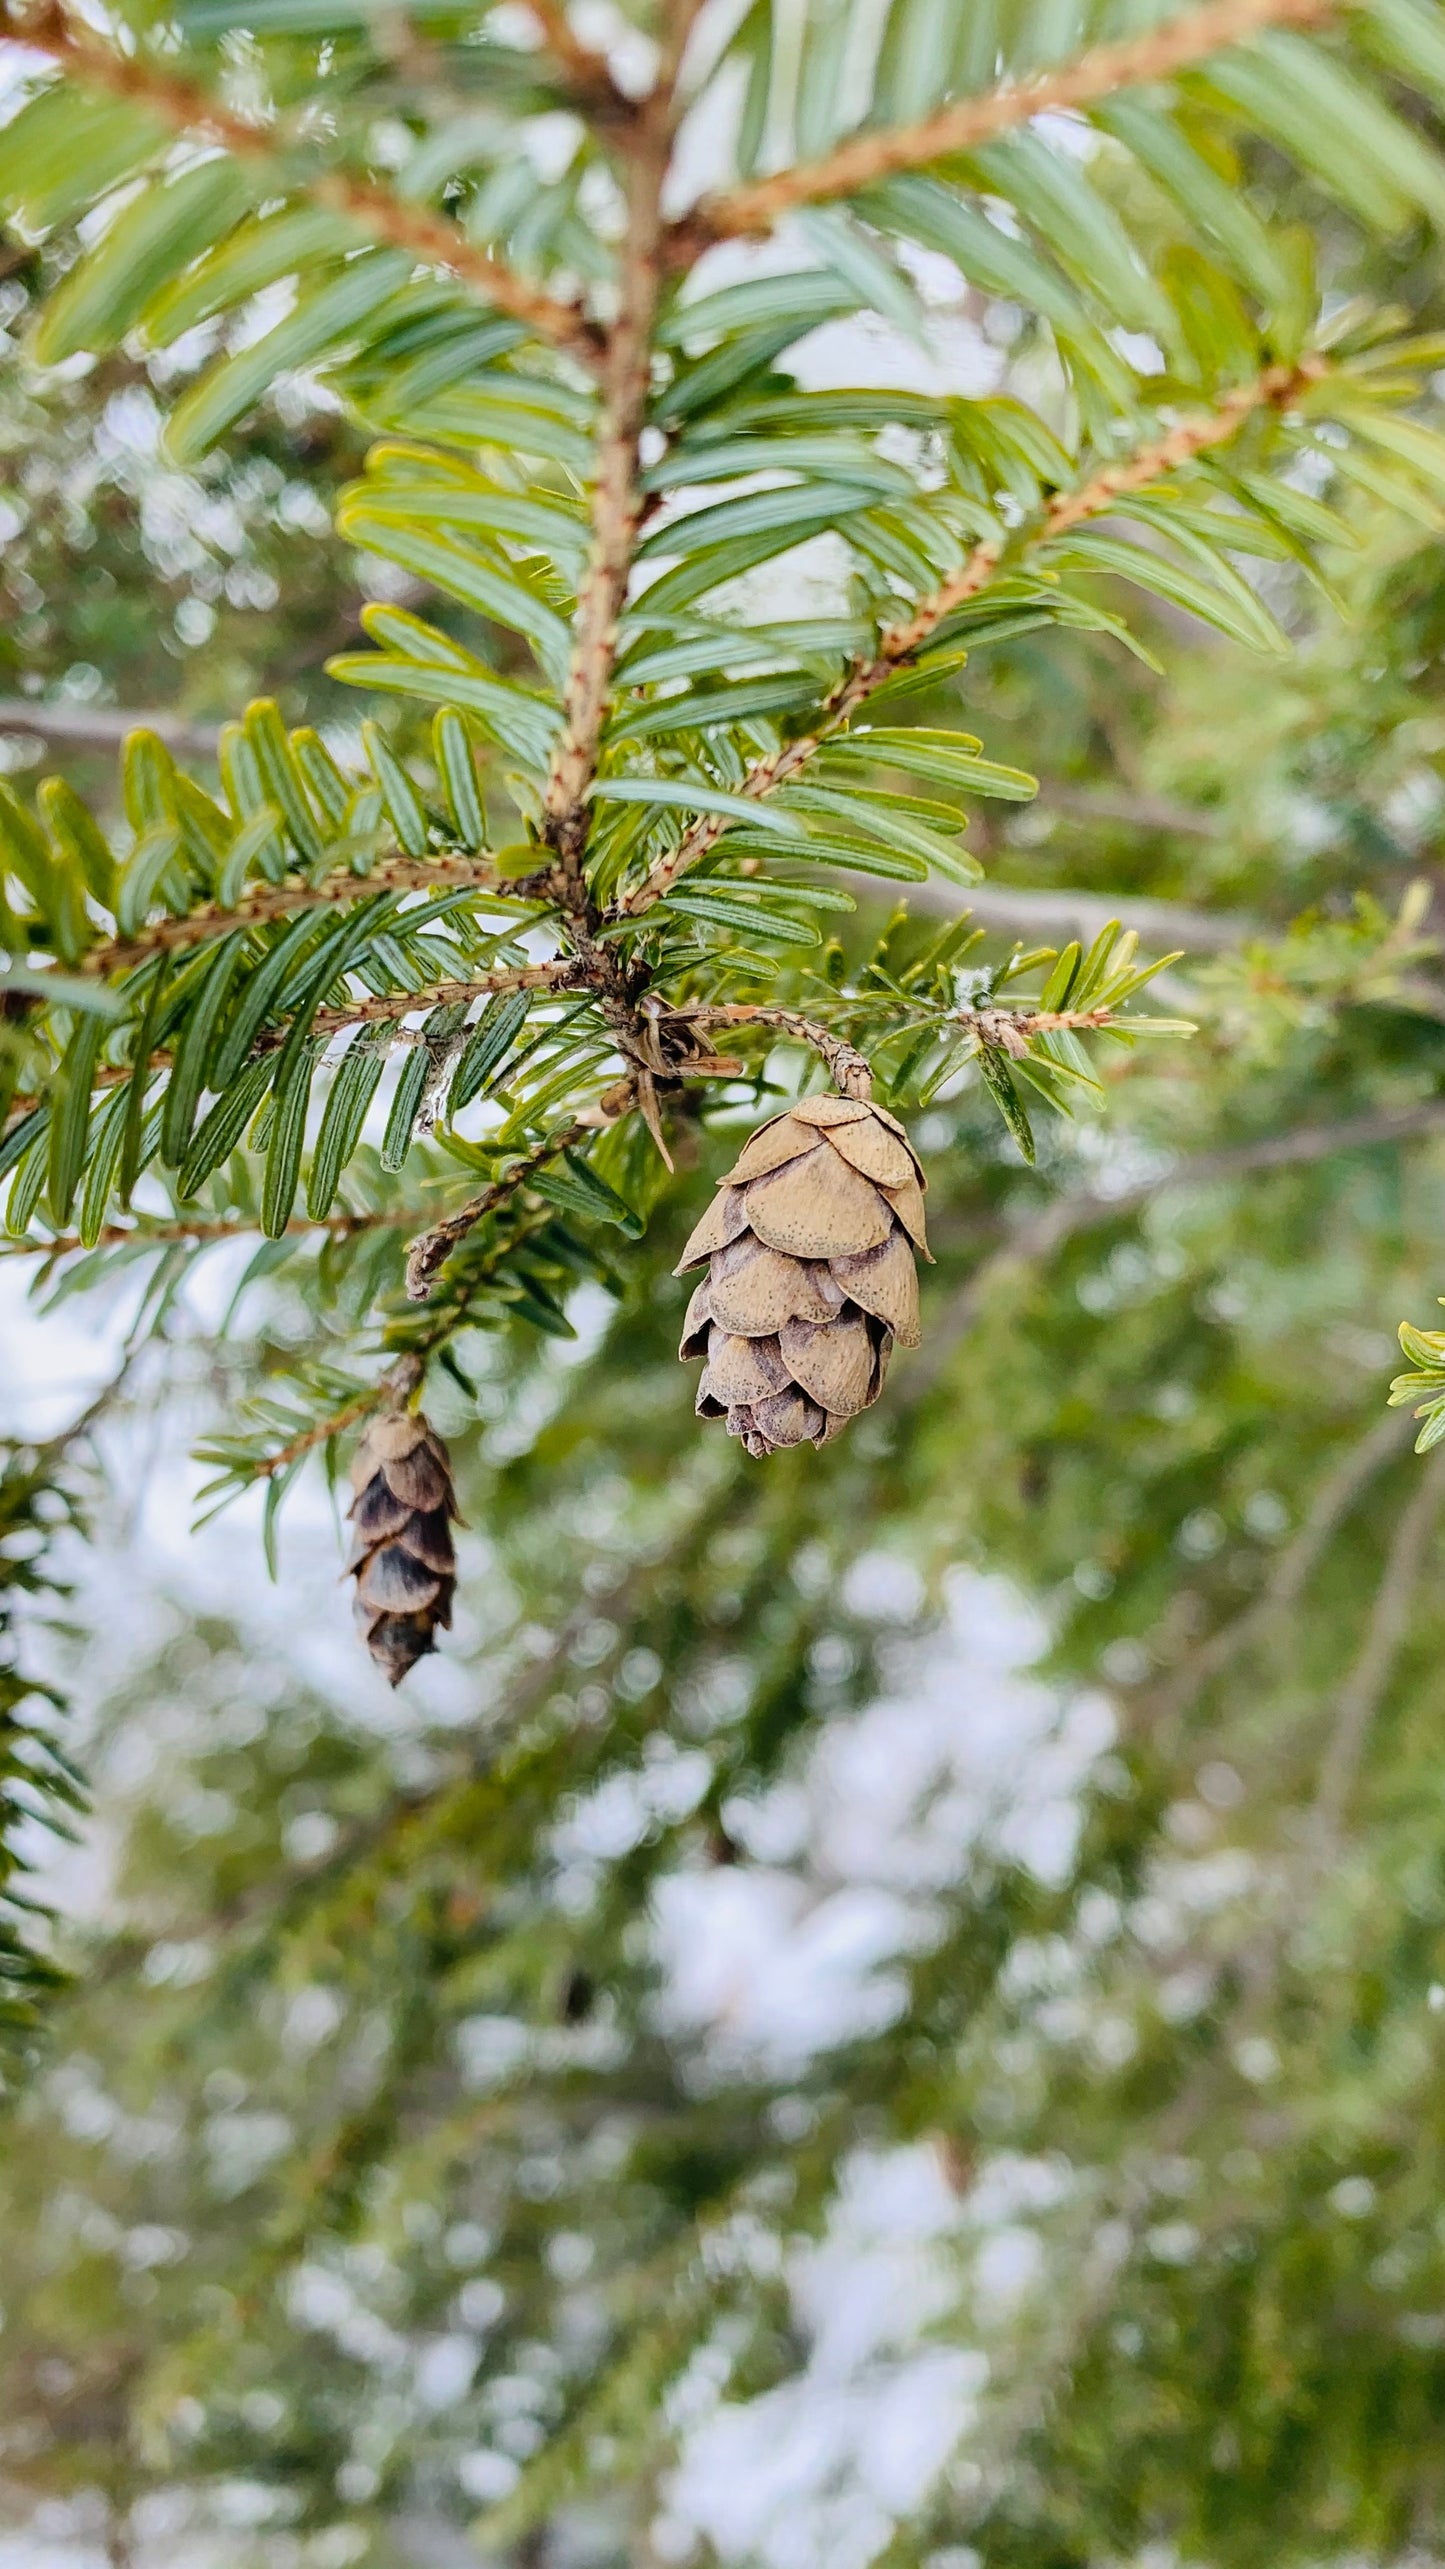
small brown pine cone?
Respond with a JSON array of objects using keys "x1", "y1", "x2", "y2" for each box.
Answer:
[
  {"x1": 347, "y1": 1409, "x2": 459, "y2": 1685},
  {"x1": 675, "y1": 1095, "x2": 930, "y2": 1458}
]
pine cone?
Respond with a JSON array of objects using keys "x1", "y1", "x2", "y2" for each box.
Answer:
[
  {"x1": 676, "y1": 1095, "x2": 929, "y2": 1457},
  {"x1": 347, "y1": 1409, "x2": 459, "y2": 1685}
]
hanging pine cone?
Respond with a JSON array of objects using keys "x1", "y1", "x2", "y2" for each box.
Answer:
[
  {"x1": 676, "y1": 1094, "x2": 929, "y2": 1457},
  {"x1": 347, "y1": 1409, "x2": 459, "y2": 1685}
]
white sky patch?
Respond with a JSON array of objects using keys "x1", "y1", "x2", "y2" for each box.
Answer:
[
  {"x1": 661, "y1": 2143, "x2": 988, "y2": 2569},
  {"x1": 649, "y1": 1571, "x2": 1114, "y2": 2077},
  {"x1": 789, "y1": 307, "x2": 1001, "y2": 400}
]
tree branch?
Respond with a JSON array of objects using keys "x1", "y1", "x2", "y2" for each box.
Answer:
[
  {"x1": 954, "y1": 1000, "x2": 1122, "y2": 1055},
  {"x1": 78, "y1": 849, "x2": 521, "y2": 979},
  {"x1": 403, "y1": 1091, "x2": 631, "y2": 1299},
  {"x1": 1, "y1": 1202, "x2": 424, "y2": 1260},
  {"x1": 251, "y1": 1192, "x2": 566, "y2": 1472},
  {"x1": 524, "y1": 0, "x2": 635, "y2": 119},
  {"x1": 0, "y1": 701, "x2": 223, "y2": 760},
  {"x1": 1132, "y1": 1407, "x2": 1415, "y2": 1731},
  {"x1": 678, "y1": 0, "x2": 1339, "y2": 248},
  {"x1": 1310, "y1": 1445, "x2": 1445, "y2": 1849},
  {"x1": 0, "y1": 705, "x2": 1223, "y2": 848},
  {"x1": 666, "y1": 1004, "x2": 875, "y2": 1099},
  {"x1": 542, "y1": 126, "x2": 672, "y2": 877},
  {"x1": 911, "y1": 1096, "x2": 1445, "y2": 1393},
  {"x1": 618, "y1": 360, "x2": 1321, "y2": 918},
  {"x1": 3, "y1": 962, "x2": 582, "y2": 1135},
  {"x1": 3, "y1": 0, "x2": 600, "y2": 362},
  {"x1": 256, "y1": 962, "x2": 582, "y2": 1050},
  {"x1": 879, "y1": 360, "x2": 1324, "y2": 660},
  {"x1": 532, "y1": 8, "x2": 700, "y2": 1053}
]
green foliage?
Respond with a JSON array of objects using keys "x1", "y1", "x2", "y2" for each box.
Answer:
[
  {"x1": 0, "y1": 1433, "x2": 85, "y2": 2036},
  {"x1": 0, "y1": 0, "x2": 1441, "y2": 2053},
  {"x1": 8, "y1": 0, "x2": 1445, "y2": 2552}
]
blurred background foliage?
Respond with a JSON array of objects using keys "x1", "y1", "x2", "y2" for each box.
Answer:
[{"x1": 9, "y1": 11, "x2": 1445, "y2": 2567}]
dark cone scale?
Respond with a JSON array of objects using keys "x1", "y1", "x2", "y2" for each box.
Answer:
[
  {"x1": 347, "y1": 1409, "x2": 459, "y2": 1684},
  {"x1": 675, "y1": 1095, "x2": 930, "y2": 1458}
]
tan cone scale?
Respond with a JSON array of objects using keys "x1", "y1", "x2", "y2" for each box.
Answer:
[
  {"x1": 348, "y1": 1410, "x2": 459, "y2": 1684},
  {"x1": 676, "y1": 1095, "x2": 930, "y2": 1457}
]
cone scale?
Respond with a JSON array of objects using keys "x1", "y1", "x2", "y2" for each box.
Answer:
[{"x1": 676, "y1": 1094, "x2": 929, "y2": 1457}]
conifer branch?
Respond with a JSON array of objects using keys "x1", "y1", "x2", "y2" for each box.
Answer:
[
  {"x1": 255, "y1": 963, "x2": 583, "y2": 1050},
  {"x1": 78, "y1": 852, "x2": 526, "y2": 979},
  {"x1": 403, "y1": 1096, "x2": 628, "y2": 1299},
  {"x1": 619, "y1": 359, "x2": 1324, "y2": 917},
  {"x1": 954, "y1": 1002, "x2": 1119, "y2": 1056},
  {"x1": 535, "y1": 9, "x2": 700, "y2": 1046},
  {"x1": 677, "y1": 0, "x2": 1340, "y2": 249},
  {"x1": 542, "y1": 125, "x2": 673, "y2": 880},
  {"x1": 404, "y1": 1145, "x2": 569, "y2": 1305},
  {"x1": 916, "y1": 1097, "x2": 1445, "y2": 1392},
  {"x1": 665, "y1": 1005, "x2": 874, "y2": 1099},
  {"x1": 524, "y1": 0, "x2": 635, "y2": 118},
  {"x1": 1038, "y1": 363, "x2": 1330, "y2": 542},
  {"x1": 2, "y1": 0, "x2": 601, "y2": 361},
  {"x1": 252, "y1": 1385, "x2": 382, "y2": 1480},
  {"x1": 2, "y1": 1203, "x2": 423, "y2": 1258},
  {"x1": 252, "y1": 1190, "x2": 573, "y2": 1471},
  {"x1": 3, "y1": 963, "x2": 581, "y2": 1135}
]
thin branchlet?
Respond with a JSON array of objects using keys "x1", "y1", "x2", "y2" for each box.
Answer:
[
  {"x1": 2, "y1": 964, "x2": 582, "y2": 1137},
  {"x1": 618, "y1": 359, "x2": 1326, "y2": 917},
  {"x1": 250, "y1": 1203, "x2": 563, "y2": 1477},
  {"x1": 78, "y1": 851, "x2": 519, "y2": 979},
  {"x1": 1, "y1": 1203, "x2": 424, "y2": 1259},
  {"x1": 2, "y1": 0, "x2": 603, "y2": 360},
  {"x1": 403, "y1": 1100, "x2": 623, "y2": 1302},
  {"x1": 524, "y1": 0, "x2": 638, "y2": 121},
  {"x1": 674, "y1": 0, "x2": 1339, "y2": 248},
  {"x1": 667, "y1": 1006, "x2": 875, "y2": 1101},
  {"x1": 531, "y1": 7, "x2": 704, "y2": 1062}
]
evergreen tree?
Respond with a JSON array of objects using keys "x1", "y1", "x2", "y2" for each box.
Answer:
[{"x1": 8, "y1": 0, "x2": 1445, "y2": 2560}]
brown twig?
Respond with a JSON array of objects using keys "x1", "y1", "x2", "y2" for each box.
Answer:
[
  {"x1": 253, "y1": 1202, "x2": 565, "y2": 1475},
  {"x1": 404, "y1": 1079, "x2": 634, "y2": 1299},
  {"x1": 525, "y1": 0, "x2": 635, "y2": 117},
  {"x1": 542, "y1": 133, "x2": 672, "y2": 879},
  {"x1": 3, "y1": 0, "x2": 601, "y2": 361},
  {"x1": 532, "y1": 8, "x2": 702, "y2": 1065},
  {"x1": 1041, "y1": 363, "x2": 1328, "y2": 540},
  {"x1": 1, "y1": 1202, "x2": 424, "y2": 1260},
  {"x1": 677, "y1": 0, "x2": 1339, "y2": 248},
  {"x1": 79, "y1": 849, "x2": 518, "y2": 979},
  {"x1": 617, "y1": 360, "x2": 1324, "y2": 918},
  {"x1": 256, "y1": 962, "x2": 581, "y2": 1051},
  {"x1": 955, "y1": 1002, "x2": 1117, "y2": 1058},
  {"x1": 666, "y1": 1004, "x2": 874, "y2": 1100},
  {"x1": 3, "y1": 962, "x2": 581, "y2": 1136},
  {"x1": 254, "y1": 1386, "x2": 382, "y2": 1480}
]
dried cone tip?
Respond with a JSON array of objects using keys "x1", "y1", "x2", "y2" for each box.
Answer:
[
  {"x1": 348, "y1": 1408, "x2": 459, "y2": 1684},
  {"x1": 676, "y1": 1094, "x2": 929, "y2": 1458}
]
